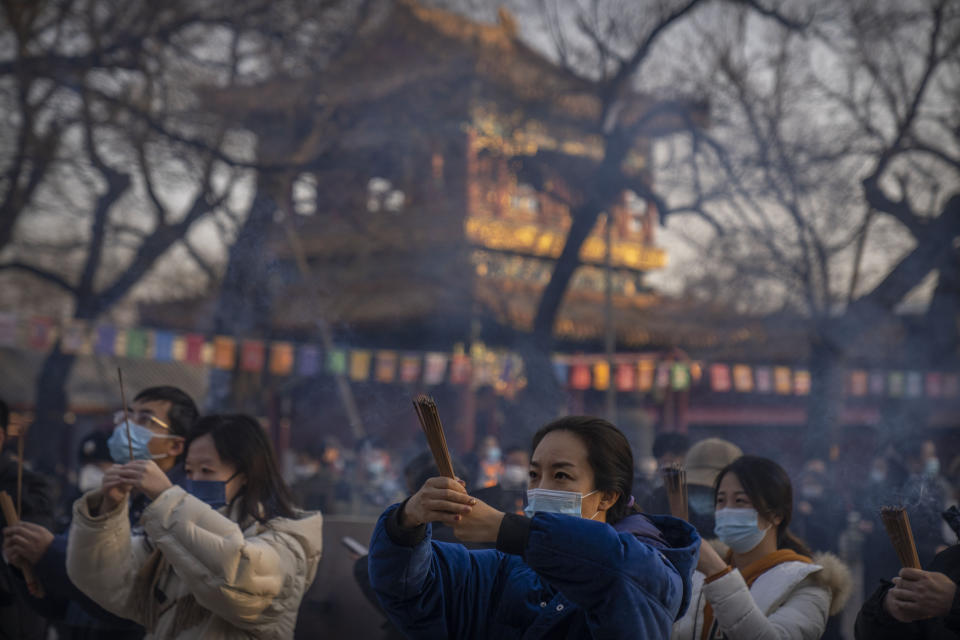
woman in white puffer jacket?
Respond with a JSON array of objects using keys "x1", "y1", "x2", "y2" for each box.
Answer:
[
  {"x1": 672, "y1": 456, "x2": 851, "y2": 640},
  {"x1": 67, "y1": 414, "x2": 323, "y2": 639}
]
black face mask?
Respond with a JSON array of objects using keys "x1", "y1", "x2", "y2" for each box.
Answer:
[{"x1": 184, "y1": 471, "x2": 240, "y2": 509}]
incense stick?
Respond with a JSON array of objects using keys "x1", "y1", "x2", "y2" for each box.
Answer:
[
  {"x1": 412, "y1": 395, "x2": 455, "y2": 479},
  {"x1": 0, "y1": 491, "x2": 45, "y2": 597},
  {"x1": 880, "y1": 506, "x2": 921, "y2": 569},
  {"x1": 118, "y1": 368, "x2": 133, "y2": 462},
  {"x1": 15, "y1": 425, "x2": 25, "y2": 518},
  {"x1": 662, "y1": 463, "x2": 688, "y2": 521}
]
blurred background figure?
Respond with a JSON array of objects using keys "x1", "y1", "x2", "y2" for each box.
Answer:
[
  {"x1": 633, "y1": 455, "x2": 660, "y2": 510},
  {"x1": 643, "y1": 437, "x2": 742, "y2": 538},
  {"x1": 793, "y1": 458, "x2": 846, "y2": 554},
  {"x1": 653, "y1": 432, "x2": 690, "y2": 469},
  {"x1": 473, "y1": 444, "x2": 529, "y2": 517},
  {"x1": 290, "y1": 444, "x2": 341, "y2": 515},
  {"x1": 56, "y1": 431, "x2": 114, "y2": 531},
  {"x1": 472, "y1": 435, "x2": 504, "y2": 489}
]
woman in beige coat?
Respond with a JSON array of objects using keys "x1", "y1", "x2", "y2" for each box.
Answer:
[
  {"x1": 67, "y1": 414, "x2": 323, "y2": 639},
  {"x1": 672, "y1": 456, "x2": 851, "y2": 640}
]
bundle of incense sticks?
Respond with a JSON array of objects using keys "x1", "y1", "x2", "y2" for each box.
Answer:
[
  {"x1": 118, "y1": 368, "x2": 134, "y2": 461},
  {"x1": 16, "y1": 423, "x2": 25, "y2": 517},
  {"x1": 412, "y1": 395, "x2": 455, "y2": 479},
  {"x1": 0, "y1": 491, "x2": 44, "y2": 597},
  {"x1": 880, "y1": 506, "x2": 921, "y2": 569},
  {"x1": 662, "y1": 463, "x2": 688, "y2": 521}
]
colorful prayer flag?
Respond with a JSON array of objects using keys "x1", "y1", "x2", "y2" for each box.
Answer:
[
  {"x1": 592, "y1": 362, "x2": 610, "y2": 391},
  {"x1": 375, "y1": 351, "x2": 398, "y2": 383},
  {"x1": 400, "y1": 354, "x2": 422, "y2": 383},
  {"x1": 61, "y1": 320, "x2": 89, "y2": 355},
  {"x1": 269, "y1": 342, "x2": 295, "y2": 376},
  {"x1": 868, "y1": 370, "x2": 885, "y2": 396},
  {"x1": 28, "y1": 317, "x2": 55, "y2": 350},
  {"x1": 96, "y1": 325, "x2": 116, "y2": 355},
  {"x1": 755, "y1": 367, "x2": 773, "y2": 393},
  {"x1": 349, "y1": 350, "x2": 372, "y2": 381},
  {"x1": 793, "y1": 370, "x2": 811, "y2": 395},
  {"x1": 570, "y1": 363, "x2": 591, "y2": 390},
  {"x1": 154, "y1": 331, "x2": 175, "y2": 361},
  {"x1": 326, "y1": 348, "x2": 347, "y2": 375},
  {"x1": 943, "y1": 374, "x2": 960, "y2": 398},
  {"x1": 615, "y1": 363, "x2": 636, "y2": 392},
  {"x1": 213, "y1": 337, "x2": 236, "y2": 370},
  {"x1": 637, "y1": 360, "x2": 655, "y2": 392},
  {"x1": 240, "y1": 339, "x2": 265, "y2": 372},
  {"x1": 888, "y1": 371, "x2": 905, "y2": 397},
  {"x1": 296, "y1": 345, "x2": 320, "y2": 376},
  {"x1": 423, "y1": 353, "x2": 448, "y2": 385},
  {"x1": 671, "y1": 363, "x2": 690, "y2": 391},
  {"x1": 849, "y1": 370, "x2": 868, "y2": 397},
  {"x1": 773, "y1": 367, "x2": 792, "y2": 394},
  {"x1": 0, "y1": 312, "x2": 17, "y2": 347},
  {"x1": 552, "y1": 359, "x2": 568, "y2": 384},
  {"x1": 926, "y1": 372, "x2": 943, "y2": 398},
  {"x1": 125, "y1": 329, "x2": 149, "y2": 359},
  {"x1": 710, "y1": 364, "x2": 731, "y2": 392},
  {"x1": 906, "y1": 371, "x2": 923, "y2": 398},
  {"x1": 655, "y1": 362, "x2": 670, "y2": 390},
  {"x1": 733, "y1": 365, "x2": 754, "y2": 393},
  {"x1": 185, "y1": 334, "x2": 206, "y2": 365},
  {"x1": 449, "y1": 353, "x2": 472, "y2": 385}
]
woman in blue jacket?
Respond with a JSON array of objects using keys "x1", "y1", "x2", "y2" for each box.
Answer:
[{"x1": 368, "y1": 416, "x2": 700, "y2": 639}]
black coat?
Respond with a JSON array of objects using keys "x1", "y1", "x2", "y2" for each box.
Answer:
[
  {"x1": 855, "y1": 545, "x2": 960, "y2": 640},
  {"x1": 0, "y1": 455, "x2": 55, "y2": 640}
]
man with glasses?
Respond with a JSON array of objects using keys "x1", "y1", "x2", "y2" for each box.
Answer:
[{"x1": 3, "y1": 386, "x2": 198, "y2": 639}]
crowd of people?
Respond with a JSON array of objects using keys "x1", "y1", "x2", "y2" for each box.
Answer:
[{"x1": 0, "y1": 387, "x2": 957, "y2": 639}]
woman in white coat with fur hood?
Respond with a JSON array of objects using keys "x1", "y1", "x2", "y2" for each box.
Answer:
[
  {"x1": 673, "y1": 456, "x2": 851, "y2": 640},
  {"x1": 67, "y1": 414, "x2": 323, "y2": 639}
]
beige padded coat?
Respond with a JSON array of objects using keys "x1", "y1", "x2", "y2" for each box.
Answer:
[{"x1": 66, "y1": 486, "x2": 323, "y2": 639}]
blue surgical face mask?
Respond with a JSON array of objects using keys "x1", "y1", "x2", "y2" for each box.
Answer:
[
  {"x1": 524, "y1": 488, "x2": 598, "y2": 519},
  {"x1": 107, "y1": 422, "x2": 178, "y2": 463},
  {"x1": 714, "y1": 507, "x2": 771, "y2": 553},
  {"x1": 184, "y1": 472, "x2": 240, "y2": 510},
  {"x1": 925, "y1": 458, "x2": 941, "y2": 477}
]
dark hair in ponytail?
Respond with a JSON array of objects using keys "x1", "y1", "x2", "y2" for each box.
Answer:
[
  {"x1": 714, "y1": 455, "x2": 812, "y2": 557},
  {"x1": 531, "y1": 416, "x2": 637, "y2": 525}
]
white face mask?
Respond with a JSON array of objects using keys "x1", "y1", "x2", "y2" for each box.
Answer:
[
  {"x1": 501, "y1": 464, "x2": 527, "y2": 489},
  {"x1": 78, "y1": 464, "x2": 105, "y2": 492},
  {"x1": 524, "y1": 488, "x2": 599, "y2": 519}
]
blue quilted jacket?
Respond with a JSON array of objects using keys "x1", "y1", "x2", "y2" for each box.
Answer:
[{"x1": 369, "y1": 504, "x2": 700, "y2": 639}]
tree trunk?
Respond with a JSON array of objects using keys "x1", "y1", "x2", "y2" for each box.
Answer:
[
  {"x1": 805, "y1": 334, "x2": 845, "y2": 461},
  {"x1": 29, "y1": 342, "x2": 76, "y2": 474},
  {"x1": 924, "y1": 247, "x2": 960, "y2": 364},
  {"x1": 206, "y1": 178, "x2": 280, "y2": 412}
]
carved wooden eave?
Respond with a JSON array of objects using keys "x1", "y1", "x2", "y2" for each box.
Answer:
[{"x1": 196, "y1": 0, "x2": 708, "y2": 150}]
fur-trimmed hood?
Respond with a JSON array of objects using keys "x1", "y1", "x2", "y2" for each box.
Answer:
[{"x1": 707, "y1": 539, "x2": 853, "y2": 616}]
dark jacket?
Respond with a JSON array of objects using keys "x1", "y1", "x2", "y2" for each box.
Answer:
[
  {"x1": 0, "y1": 455, "x2": 56, "y2": 640},
  {"x1": 855, "y1": 545, "x2": 960, "y2": 640},
  {"x1": 368, "y1": 503, "x2": 700, "y2": 639}
]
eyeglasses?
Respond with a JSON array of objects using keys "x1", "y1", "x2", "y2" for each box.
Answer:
[{"x1": 113, "y1": 410, "x2": 171, "y2": 431}]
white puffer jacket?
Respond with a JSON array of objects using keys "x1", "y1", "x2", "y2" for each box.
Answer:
[
  {"x1": 672, "y1": 545, "x2": 851, "y2": 640},
  {"x1": 66, "y1": 486, "x2": 323, "y2": 639}
]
